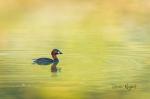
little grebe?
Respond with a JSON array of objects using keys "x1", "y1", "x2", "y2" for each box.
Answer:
[{"x1": 33, "y1": 49, "x2": 63, "y2": 72}]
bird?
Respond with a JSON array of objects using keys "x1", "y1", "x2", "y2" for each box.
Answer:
[{"x1": 33, "y1": 49, "x2": 63, "y2": 71}]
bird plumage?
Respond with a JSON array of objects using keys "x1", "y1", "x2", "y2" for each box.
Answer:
[{"x1": 33, "y1": 58, "x2": 53, "y2": 65}]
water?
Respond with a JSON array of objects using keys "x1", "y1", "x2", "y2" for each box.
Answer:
[{"x1": 0, "y1": 0, "x2": 150, "y2": 99}]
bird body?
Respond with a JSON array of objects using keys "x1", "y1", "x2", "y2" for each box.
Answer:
[{"x1": 33, "y1": 58, "x2": 53, "y2": 65}]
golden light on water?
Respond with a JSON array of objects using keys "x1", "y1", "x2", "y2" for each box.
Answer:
[{"x1": 0, "y1": 0, "x2": 150, "y2": 99}]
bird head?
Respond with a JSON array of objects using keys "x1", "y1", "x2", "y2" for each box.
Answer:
[{"x1": 51, "y1": 49, "x2": 63, "y2": 55}]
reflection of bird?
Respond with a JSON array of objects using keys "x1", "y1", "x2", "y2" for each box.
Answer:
[{"x1": 33, "y1": 49, "x2": 63, "y2": 72}]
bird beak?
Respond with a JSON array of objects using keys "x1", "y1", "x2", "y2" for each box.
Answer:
[{"x1": 59, "y1": 51, "x2": 63, "y2": 54}]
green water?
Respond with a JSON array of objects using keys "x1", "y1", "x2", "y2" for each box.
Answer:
[
  {"x1": 0, "y1": 0, "x2": 150, "y2": 99},
  {"x1": 1, "y1": 31, "x2": 150, "y2": 99}
]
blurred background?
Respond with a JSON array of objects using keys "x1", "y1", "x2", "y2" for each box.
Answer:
[{"x1": 0, "y1": 0, "x2": 150, "y2": 99}]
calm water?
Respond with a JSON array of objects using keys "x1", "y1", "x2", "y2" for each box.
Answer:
[{"x1": 0, "y1": 0, "x2": 150, "y2": 99}]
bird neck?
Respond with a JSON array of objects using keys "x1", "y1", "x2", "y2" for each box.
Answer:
[{"x1": 52, "y1": 54, "x2": 58, "y2": 60}]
